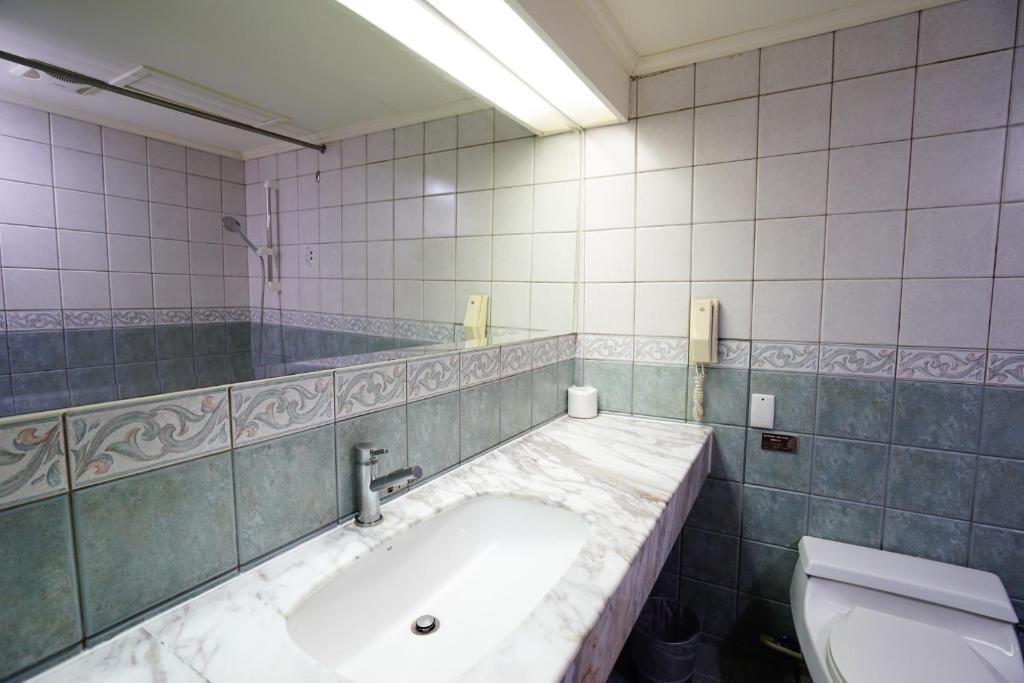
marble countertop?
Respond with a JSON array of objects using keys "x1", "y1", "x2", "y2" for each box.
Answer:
[{"x1": 35, "y1": 414, "x2": 712, "y2": 683}]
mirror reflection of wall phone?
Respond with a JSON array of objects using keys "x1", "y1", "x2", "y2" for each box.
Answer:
[{"x1": 688, "y1": 298, "x2": 718, "y2": 421}]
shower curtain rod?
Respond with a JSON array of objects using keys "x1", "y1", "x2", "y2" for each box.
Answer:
[{"x1": 0, "y1": 50, "x2": 326, "y2": 153}]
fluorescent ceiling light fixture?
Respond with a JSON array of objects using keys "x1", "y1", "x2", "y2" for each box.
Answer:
[
  {"x1": 428, "y1": 0, "x2": 619, "y2": 128},
  {"x1": 337, "y1": 0, "x2": 572, "y2": 134}
]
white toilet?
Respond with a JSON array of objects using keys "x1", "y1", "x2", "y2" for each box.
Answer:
[{"x1": 791, "y1": 536, "x2": 1024, "y2": 683}]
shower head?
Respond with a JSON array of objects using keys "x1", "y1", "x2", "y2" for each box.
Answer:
[{"x1": 222, "y1": 216, "x2": 260, "y2": 254}]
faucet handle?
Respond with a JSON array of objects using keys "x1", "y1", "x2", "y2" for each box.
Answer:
[{"x1": 370, "y1": 447, "x2": 389, "y2": 457}]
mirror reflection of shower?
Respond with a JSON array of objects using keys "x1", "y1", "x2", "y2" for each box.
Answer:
[{"x1": 222, "y1": 215, "x2": 268, "y2": 369}]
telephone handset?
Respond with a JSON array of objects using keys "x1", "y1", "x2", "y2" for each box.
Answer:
[{"x1": 689, "y1": 298, "x2": 719, "y2": 421}]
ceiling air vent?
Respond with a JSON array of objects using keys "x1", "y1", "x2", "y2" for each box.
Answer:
[
  {"x1": 109, "y1": 65, "x2": 310, "y2": 137},
  {"x1": 9, "y1": 64, "x2": 98, "y2": 95}
]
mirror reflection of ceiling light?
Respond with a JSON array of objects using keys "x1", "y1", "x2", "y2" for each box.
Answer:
[
  {"x1": 337, "y1": 0, "x2": 617, "y2": 134},
  {"x1": 427, "y1": 0, "x2": 620, "y2": 128}
]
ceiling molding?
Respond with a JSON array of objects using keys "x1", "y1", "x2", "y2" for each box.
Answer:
[
  {"x1": 241, "y1": 97, "x2": 487, "y2": 159},
  {"x1": 0, "y1": 91, "x2": 244, "y2": 158},
  {"x1": 576, "y1": 0, "x2": 639, "y2": 74},
  {"x1": 633, "y1": 0, "x2": 954, "y2": 76}
]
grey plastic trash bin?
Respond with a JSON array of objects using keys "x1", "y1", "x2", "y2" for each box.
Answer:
[{"x1": 629, "y1": 598, "x2": 701, "y2": 683}]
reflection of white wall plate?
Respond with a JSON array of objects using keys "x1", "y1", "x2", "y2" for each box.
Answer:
[{"x1": 750, "y1": 393, "x2": 775, "y2": 429}]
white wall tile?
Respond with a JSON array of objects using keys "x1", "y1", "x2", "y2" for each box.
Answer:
[
  {"x1": 584, "y1": 175, "x2": 635, "y2": 230},
  {"x1": 638, "y1": 66, "x2": 694, "y2": 116},
  {"x1": 458, "y1": 110, "x2": 494, "y2": 147},
  {"x1": 52, "y1": 147, "x2": 100, "y2": 193},
  {"x1": 366, "y1": 162, "x2": 394, "y2": 202},
  {"x1": 342, "y1": 136, "x2": 367, "y2": 167},
  {"x1": 533, "y1": 182, "x2": 578, "y2": 233},
  {"x1": 824, "y1": 211, "x2": 906, "y2": 278},
  {"x1": 494, "y1": 139, "x2": 534, "y2": 187},
  {"x1": 147, "y1": 140, "x2": 185, "y2": 171},
  {"x1": 108, "y1": 235, "x2": 151, "y2": 273},
  {"x1": 1004, "y1": 125, "x2": 1024, "y2": 201},
  {"x1": 422, "y1": 280, "x2": 453, "y2": 322},
  {"x1": 693, "y1": 160, "x2": 756, "y2": 222},
  {"x1": 393, "y1": 197, "x2": 421, "y2": 240},
  {"x1": 342, "y1": 242, "x2": 367, "y2": 279},
  {"x1": 395, "y1": 124, "x2": 424, "y2": 158},
  {"x1": 909, "y1": 129, "x2": 1005, "y2": 208},
  {"x1": 456, "y1": 191, "x2": 493, "y2": 236},
  {"x1": 148, "y1": 167, "x2": 185, "y2": 205},
  {"x1": 532, "y1": 233, "x2": 576, "y2": 282},
  {"x1": 834, "y1": 14, "x2": 918, "y2": 80},
  {"x1": 367, "y1": 280, "x2": 394, "y2": 317},
  {"x1": 423, "y1": 238, "x2": 455, "y2": 280},
  {"x1": 186, "y1": 149, "x2": 220, "y2": 179},
  {"x1": 490, "y1": 281, "x2": 529, "y2": 327},
  {"x1": 636, "y1": 225, "x2": 690, "y2": 282},
  {"x1": 904, "y1": 205, "x2": 999, "y2": 277},
  {"x1": 828, "y1": 141, "x2": 910, "y2": 213},
  {"x1": 112, "y1": 272, "x2": 155, "y2": 308},
  {"x1": 914, "y1": 51, "x2": 1014, "y2": 137},
  {"x1": 821, "y1": 279, "x2": 901, "y2": 344},
  {"x1": 756, "y1": 151, "x2": 828, "y2": 218},
  {"x1": 187, "y1": 242, "x2": 221, "y2": 276},
  {"x1": 637, "y1": 168, "x2": 692, "y2": 227},
  {"x1": 395, "y1": 239, "x2": 423, "y2": 280},
  {"x1": 752, "y1": 280, "x2": 822, "y2": 341},
  {"x1": 0, "y1": 101, "x2": 49, "y2": 143},
  {"x1": 455, "y1": 235, "x2": 492, "y2": 281},
  {"x1": 637, "y1": 110, "x2": 694, "y2": 172},
  {"x1": 152, "y1": 239, "x2": 189, "y2": 274},
  {"x1": 105, "y1": 196, "x2": 149, "y2": 237},
  {"x1": 425, "y1": 117, "x2": 457, "y2": 153},
  {"x1": 57, "y1": 229, "x2": 106, "y2": 270},
  {"x1": 493, "y1": 186, "x2": 534, "y2": 234},
  {"x1": 691, "y1": 280, "x2": 752, "y2": 338},
  {"x1": 990, "y1": 277, "x2": 1024, "y2": 348},
  {"x1": 424, "y1": 150, "x2": 456, "y2": 195},
  {"x1": 996, "y1": 202, "x2": 1024, "y2": 276},
  {"x1": 367, "y1": 130, "x2": 394, "y2": 162},
  {"x1": 55, "y1": 189, "x2": 104, "y2": 232},
  {"x1": 424, "y1": 194, "x2": 456, "y2": 237},
  {"x1": 918, "y1": 0, "x2": 1017, "y2": 64},
  {"x1": 759, "y1": 85, "x2": 831, "y2": 156},
  {"x1": 830, "y1": 69, "x2": 914, "y2": 148},
  {"x1": 50, "y1": 115, "x2": 100, "y2": 154},
  {"x1": 583, "y1": 283, "x2": 634, "y2": 334},
  {"x1": 1, "y1": 225, "x2": 58, "y2": 269},
  {"x1": 366, "y1": 202, "x2": 393, "y2": 241},
  {"x1": 3, "y1": 267, "x2": 60, "y2": 309},
  {"x1": 0, "y1": 179, "x2": 54, "y2": 227},
  {"x1": 492, "y1": 234, "x2": 531, "y2": 281},
  {"x1": 899, "y1": 278, "x2": 992, "y2": 347},
  {"x1": 0, "y1": 135, "x2": 51, "y2": 185},
  {"x1": 394, "y1": 280, "x2": 422, "y2": 319},
  {"x1": 694, "y1": 98, "x2": 757, "y2": 164},
  {"x1": 760, "y1": 34, "x2": 833, "y2": 94},
  {"x1": 584, "y1": 121, "x2": 636, "y2": 177},
  {"x1": 692, "y1": 221, "x2": 754, "y2": 280},
  {"x1": 534, "y1": 132, "x2": 580, "y2": 183},
  {"x1": 530, "y1": 282, "x2": 574, "y2": 331},
  {"x1": 584, "y1": 228, "x2": 635, "y2": 282},
  {"x1": 341, "y1": 166, "x2": 366, "y2": 204},
  {"x1": 635, "y1": 282, "x2": 690, "y2": 336},
  {"x1": 150, "y1": 203, "x2": 187, "y2": 240},
  {"x1": 101, "y1": 127, "x2": 146, "y2": 164},
  {"x1": 394, "y1": 155, "x2": 424, "y2": 199},
  {"x1": 695, "y1": 50, "x2": 759, "y2": 106},
  {"x1": 1011, "y1": 48, "x2": 1024, "y2": 125},
  {"x1": 754, "y1": 217, "x2": 825, "y2": 279},
  {"x1": 61, "y1": 270, "x2": 110, "y2": 308}
]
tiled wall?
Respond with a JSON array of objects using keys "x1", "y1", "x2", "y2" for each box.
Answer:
[
  {"x1": 0, "y1": 101, "x2": 253, "y2": 413},
  {"x1": 572, "y1": 0, "x2": 1024, "y2": 676},
  {"x1": 243, "y1": 109, "x2": 579, "y2": 333},
  {"x1": 0, "y1": 333, "x2": 573, "y2": 679}
]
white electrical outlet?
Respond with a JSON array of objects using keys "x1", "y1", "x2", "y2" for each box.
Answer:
[
  {"x1": 303, "y1": 246, "x2": 316, "y2": 266},
  {"x1": 750, "y1": 394, "x2": 775, "y2": 429}
]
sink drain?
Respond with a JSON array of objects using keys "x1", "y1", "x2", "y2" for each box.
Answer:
[{"x1": 412, "y1": 614, "x2": 439, "y2": 635}]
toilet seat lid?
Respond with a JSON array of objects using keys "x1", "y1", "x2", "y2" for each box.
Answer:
[{"x1": 827, "y1": 607, "x2": 1004, "y2": 683}]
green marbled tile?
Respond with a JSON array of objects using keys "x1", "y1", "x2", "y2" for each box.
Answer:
[
  {"x1": 233, "y1": 425, "x2": 338, "y2": 563},
  {"x1": 0, "y1": 496, "x2": 81, "y2": 680},
  {"x1": 408, "y1": 392, "x2": 460, "y2": 478},
  {"x1": 500, "y1": 373, "x2": 532, "y2": 440},
  {"x1": 72, "y1": 453, "x2": 238, "y2": 635},
  {"x1": 461, "y1": 381, "x2": 500, "y2": 459},
  {"x1": 531, "y1": 366, "x2": 557, "y2": 426},
  {"x1": 583, "y1": 360, "x2": 633, "y2": 413},
  {"x1": 632, "y1": 363, "x2": 687, "y2": 420}
]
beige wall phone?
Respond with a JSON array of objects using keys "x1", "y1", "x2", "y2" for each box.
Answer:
[{"x1": 689, "y1": 298, "x2": 719, "y2": 421}]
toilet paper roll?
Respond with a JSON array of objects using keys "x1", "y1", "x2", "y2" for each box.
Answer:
[{"x1": 568, "y1": 385, "x2": 598, "y2": 419}]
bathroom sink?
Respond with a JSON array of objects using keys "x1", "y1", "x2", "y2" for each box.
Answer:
[{"x1": 286, "y1": 496, "x2": 589, "y2": 682}]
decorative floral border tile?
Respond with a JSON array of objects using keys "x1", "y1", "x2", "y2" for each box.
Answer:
[
  {"x1": 710, "y1": 340, "x2": 750, "y2": 369},
  {"x1": 635, "y1": 337, "x2": 688, "y2": 365},
  {"x1": 366, "y1": 317, "x2": 393, "y2": 337},
  {"x1": 67, "y1": 388, "x2": 231, "y2": 488},
  {"x1": 819, "y1": 345, "x2": 896, "y2": 378},
  {"x1": 408, "y1": 354, "x2": 460, "y2": 400},
  {"x1": 335, "y1": 361, "x2": 407, "y2": 418},
  {"x1": 557, "y1": 334, "x2": 576, "y2": 362},
  {"x1": 63, "y1": 309, "x2": 113, "y2": 329},
  {"x1": 112, "y1": 309, "x2": 156, "y2": 327},
  {"x1": 897, "y1": 348, "x2": 986, "y2": 383},
  {"x1": 500, "y1": 342, "x2": 533, "y2": 377},
  {"x1": 531, "y1": 338, "x2": 558, "y2": 368},
  {"x1": 986, "y1": 351, "x2": 1024, "y2": 386},
  {"x1": 0, "y1": 413, "x2": 67, "y2": 511},
  {"x1": 193, "y1": 308, "x2": 227, "y2": 323},
  {"x1": 7, "y1": 310, "x2": 63, "y2": 331},
  {"x1": 156, "y1": 309, "x2": 192, "y2": 325},
  {"x1": 225, "y1": 307, "x2": 251, "y2": 322},
  {"x1": 231, "y1": 372, "x2": 335, "y2": 447},
  {"x1": 460, "y1": 347, "x2": 500, "y2": 387},
  {"x1": 578, "y1": 334, "x2": 633, "y2": 361},
  {"x1": 750, "y1": 342, "x2": 818, "y2": 373}
]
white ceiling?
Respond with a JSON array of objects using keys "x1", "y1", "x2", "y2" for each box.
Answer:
[{"x1": 0, "y1": 0, "x2": 482, "y2": 157}]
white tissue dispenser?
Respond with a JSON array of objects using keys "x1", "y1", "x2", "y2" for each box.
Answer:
[{"x1": 568, "y1": 385, "x2": 598, "y2": 419}]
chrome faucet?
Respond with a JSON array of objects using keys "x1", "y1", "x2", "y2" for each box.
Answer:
[{"x1": 354, "y1": 443, "x2": 423, "y2": 526}]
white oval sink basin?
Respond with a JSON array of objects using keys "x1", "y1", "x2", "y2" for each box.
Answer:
[{"x1": 286, "y1": 496, "x2": 589, "y2": 682}]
